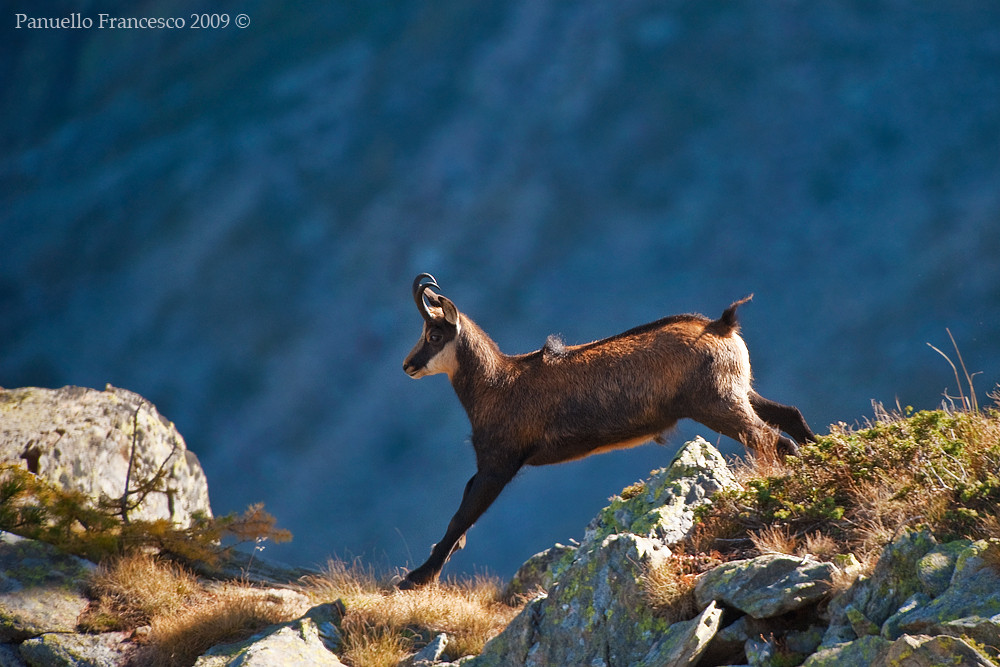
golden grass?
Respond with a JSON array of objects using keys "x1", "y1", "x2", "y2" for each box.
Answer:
[
  {"x1": 81, "y1": 553, "x2": 303, "y2": 667},
  {"x1": 303, "y1": 560, "x2": 524, "y2": 667},
  {"x1": 81, "y1": 552, "x2": 200, "y2": 631}
]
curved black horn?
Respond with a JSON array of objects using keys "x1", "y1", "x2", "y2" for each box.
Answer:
[{"x1": 412, "y1": 273, "x2": 440, "y2": 322}]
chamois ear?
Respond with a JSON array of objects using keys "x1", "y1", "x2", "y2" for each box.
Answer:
[
  {"x1": 439, "y1": 296, "x2": 460, "y2": 325},
  {"x1": 423, "y1": 288, "x2": 442, "y2": 307}
]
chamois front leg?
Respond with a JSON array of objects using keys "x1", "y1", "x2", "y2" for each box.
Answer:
[
  {"x1": 749, "y1": 390, "x2": 816, "y2": 445},
  {"x1": 400, "y1": 466, "x2": 518, "y2": 589}
]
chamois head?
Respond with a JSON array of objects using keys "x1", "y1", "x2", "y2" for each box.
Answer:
[{"x1": 403, "y1": 273, "x2": 462, "y2": 379}]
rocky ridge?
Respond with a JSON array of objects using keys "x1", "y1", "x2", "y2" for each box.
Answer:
[{"x1": 0, "y1": 387, "x2": 997, "y2": 665}]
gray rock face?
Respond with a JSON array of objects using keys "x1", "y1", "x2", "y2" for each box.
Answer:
[
  {"x1": 472, "y1": 533, "x2": 674, "y2": 667},
  {"x1": 634, "y1": 600, "x2": 722, "y2": 667},
  {"x1": 409, "y1": 633, "x2": 450, "y2": 666},
  {"x1": 472, "y1": 437, "x2": 740, "y2": 667},
  {"x1": 822, "y1": 530, "x2": 1000, "y2": 664},
  {"x1": 0, "y1": 386, "x2": 211, "y2": 527},
  {"x1": 827, "y1": 528, "x2": 938, "y2": 640},
  {"x1": 694, "y1": 554, "x2": 836, "y2": 619},
  {"x1": 883, "y1": 539, "x2": 1000, "y2": 641},
  {"x1": 0, "y1": 532, "x2": 95, "y2": 643},
  {"x1": 504, "y1": 543, "x2": 577, "y2": 600},
  {"x1": 584, "y1": 436, "x2": 740, "y2": 547}
]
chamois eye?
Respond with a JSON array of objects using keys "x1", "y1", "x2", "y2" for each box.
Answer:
[{"x1": 428, "y1": 330, "x2": 443, "y2": 344}]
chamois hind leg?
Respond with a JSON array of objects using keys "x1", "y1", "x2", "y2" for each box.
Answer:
[
  {"x1": 749, "y1": 391, "x2": 816, "y2": 445},
  {"x1": 695, "y1": 400, "x2": 798, "y2": 458},
  {"x1": 400, "y1": 466, "x2": 517, "y2": 589}
]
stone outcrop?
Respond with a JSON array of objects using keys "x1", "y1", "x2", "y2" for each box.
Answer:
[
  {"x1": 0, "y1": 385, "x2": 212, "y2": 526},
  {"x1": 472, "y1": 437, "x2": 744, "y2": 667}
]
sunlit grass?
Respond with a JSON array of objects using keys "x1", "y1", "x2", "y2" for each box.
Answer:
[{"x1": 303, "y1": 560, "x2": 524, "y2": 667}]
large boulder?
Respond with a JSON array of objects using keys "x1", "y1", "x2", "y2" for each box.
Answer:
[
  {"x1": 0, "y1": 385, "x2": 211, "y2": 526},
  {"x1": 504, "y1": 437, "x2": 740, "y2": 603}
]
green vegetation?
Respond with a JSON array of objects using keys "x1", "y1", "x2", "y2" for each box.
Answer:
[{"x1": 694, "y1": 402, "x2": 1000, "y2": 568}]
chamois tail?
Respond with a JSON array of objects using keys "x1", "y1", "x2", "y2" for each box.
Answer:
[{"x1": 710, "y1": 294, "x2": 753, "y2": 336}]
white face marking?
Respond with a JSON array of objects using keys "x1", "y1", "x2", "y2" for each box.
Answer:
[{"x1": 424, "y1": 339, "x2": 459, "y2": 378}]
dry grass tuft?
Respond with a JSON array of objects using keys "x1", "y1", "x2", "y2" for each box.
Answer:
[
  {"x1": 643, "y1": 555, "x2": 700, "y2": 623},
  {"x1": 303, "y1": 560, "x2": 524, "y2": 667},
  {"x1": 800, "y1": 531, "x2": 841, "y2": 561},
  {"x1": 749, "y1": 525, "x2": 800, "y2": 556},
  {"x1": 81, "y1": 553, "x2": 303, "y2": 667},
  {"x1": 81, "y1": 552, "x2": 200, "y2": 632},
  {"x1": 134, "y1": 585, "x2": 300, "y2": 667}
]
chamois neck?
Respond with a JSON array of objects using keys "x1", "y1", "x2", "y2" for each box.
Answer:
[{"x1": 451, "y1": 316, "x2": 509, "y2": 391}]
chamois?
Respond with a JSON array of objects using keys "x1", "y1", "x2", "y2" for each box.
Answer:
[{"x1": 399, "y1": 273, "x2": 814, "y2": 588}]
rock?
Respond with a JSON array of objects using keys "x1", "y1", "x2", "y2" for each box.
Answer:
[
  {"x1": 0, "y1": 532, "x2": 95, "y2": 642},
  {"x1": 634, "y1": 600, "x2": 722, "y2": 667},
  {"x1": 882, "y1": 539, "x2": 1000, "y2": 641},
  {"x1": 503, "y1": 543, "x2": 576, "y2": 600},
  {"x1": 802, "y1": 634, "x2": 893, "y2": 666},
  {"x1": 471, "y1": 533, "x2": 673, "y2": 667},
  {"x1": 19, "y1": 632, "x2": 131, "y2": 667},
  {"x1": 939, "y1": 614, "x2": 1000, "y2": 652},
  {"x1": 785, "y1": 625, "x2": 824, "y2": 655},
  {"x1": 584, "y1": 436, "x2": 740, "y2": 547},
  {"x1": 883, "y1": 634, "x2": 996, "y2": 667},
  {"x1": 409, "y1": 633, "x2": 450, "y2": 666},
  {"x1": 0, "y1": 386, "x2": 212, "y2": 527},
  {"x1": 805, "y1": 630, "x2": 998, "y2": 667},
  {"x1": 0, "y1": 644, "x2": 27, "y2": 666},
  {"x1": 194, "y1": 602, "x2": 345, "y2": 666},
  {"x1": 916, "y1": 540, "x2": 971, "y2": 598},
  {"x1": 190, "y1": 547, "x2": 322, "y2": 587},
  {"x1": 821, "y1": 528, "x2": 938, "y2": 648},
  {"x1": 694, "y1": 554, "x2": 836, "y2": 619},
  {"x1": 701, "y1": 615, "x2": 758, "y2": 665},
  {"x1": 845, "y1": 604, "x2": 880, "y2": 637}
]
